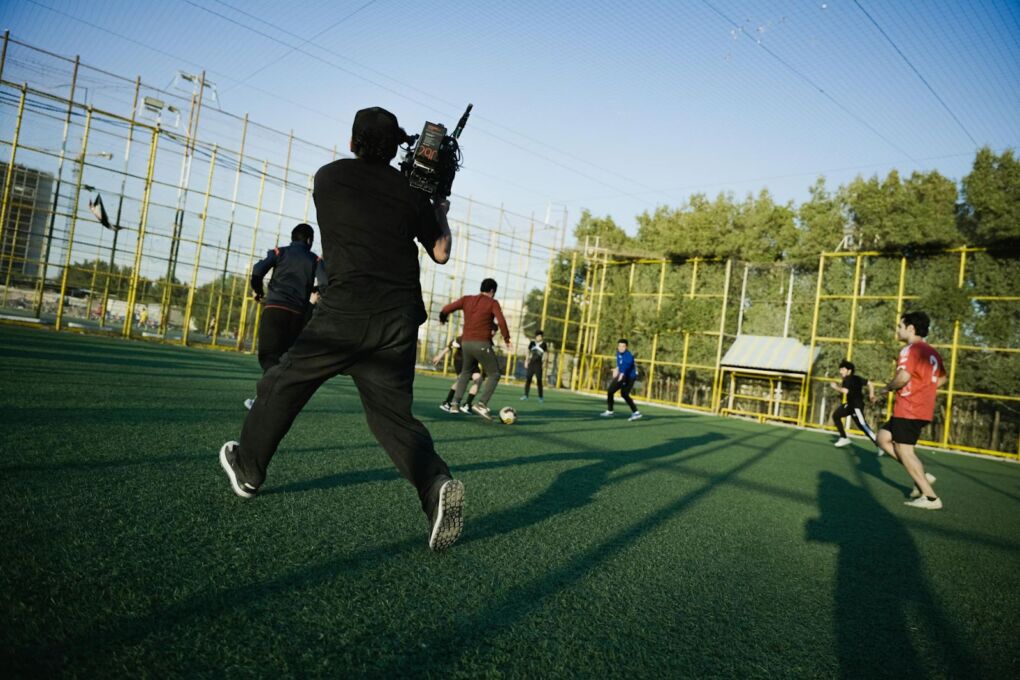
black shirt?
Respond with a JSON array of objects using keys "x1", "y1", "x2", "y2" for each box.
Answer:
[
  {"x1": 313, "y1": 158, "x2": 440, "y2": 315},
  {"x1": 842, "y1": 375, "x2": 868, "y2": 408},
  {"x1": 527, "y1": 340, "x2": 547, "y2": 366}
]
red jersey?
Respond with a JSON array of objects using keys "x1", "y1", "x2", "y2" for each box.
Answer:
[
  {"x1": 892, "y1": 341, "x2": 944, "y2": 421},
  {"x1": 440, "y1": 294, "x2": 510, "y2": 343}
]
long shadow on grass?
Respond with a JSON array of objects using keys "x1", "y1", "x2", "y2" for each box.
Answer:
[
  {"x1": 850, "y1": 447, "x2": 911, "y2": 496},
  {"x1": 19, "y1": 428, "x2": 777, "y2": 676},
  {"x1": 269, "y1": 421, "x2": 708, "y2": 496},
  {"x1": 458, "y1": 431, "x2": 728, "y2": 545},
  {"x1": 368, "y1": 428, "x2": 797, "y2": 675},
  {"x1": 805, "y1": 472, "x2": 981, "y2": 678}
]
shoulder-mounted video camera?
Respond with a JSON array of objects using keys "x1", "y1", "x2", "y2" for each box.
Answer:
[{"x1": 400, "y1": 104, "x2": 472, "y2": 201}]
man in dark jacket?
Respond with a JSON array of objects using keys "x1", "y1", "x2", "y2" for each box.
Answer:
[
  {"x1": 439, "y1": 279, "x2": 511, "y2": 420},
  {"x1": 250, "y1": 223, "x2": 327, "y2": 369},
  {"x1": 244, "y1": 223, "x2": 327, "y2": 409},
  {"x1": 219, "y1": 106, "x2": 464, "y2": 551}
]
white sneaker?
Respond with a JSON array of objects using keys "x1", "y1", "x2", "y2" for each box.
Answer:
[
  {"x1": 909, "y1": 473, "x2": 937, "y2": 498},
  {"x1": 629, "y1": 411, "x2": 643, "y2": 421},
  {"x1": 520, "y1": 395, "x2": 529, "y2": 401},
  {"x1": 834, "y1": 437, "x2": 851, "y2": 447},
  {"x1": 877, "y1": 448, "x2": 885, "y2": 457},
  {"x1": 599, "y1": 410, "x2": 615, "y2": 417},
  {"x1": 904, "y1": 495, "x2": 942, "y2": 510},
  {"x1": 439, "y1": 402, "x2": 453, "y2": 413},
  {"x1": 244, "y1": 398, "x2": 255, "y2": 411},
  {"x1": 458, "y1": 403, "x2": 471, "y2": 414}
]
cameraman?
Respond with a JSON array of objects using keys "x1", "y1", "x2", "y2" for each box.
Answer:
[{"x1": 218, "y1": 107, "x2": 465, "y2": 552}]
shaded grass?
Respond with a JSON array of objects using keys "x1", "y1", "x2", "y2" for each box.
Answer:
[{"x1": 1, "y1": 324, "x2": 1018, "y2": 677}]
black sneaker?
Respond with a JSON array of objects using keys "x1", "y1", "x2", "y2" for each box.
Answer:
[
  {"x1": 426, "y1": 476, "x2": 465, "y2": 551},
  {"x1": 219, "y1": 441, "x2": 258, "y2": 499}
]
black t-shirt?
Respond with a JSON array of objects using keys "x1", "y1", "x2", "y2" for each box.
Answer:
[
  {"x1": 527, "y1": 340, "x2": 547, "y2": 366},
  {"x1": 842, "y1": 375, "x2": 868, "y2": 408},
  {"x1": 312, "y1": 158, "x2": 440, "y2": 315}
]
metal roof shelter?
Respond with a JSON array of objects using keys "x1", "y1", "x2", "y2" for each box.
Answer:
[{"x1": 719, "y1": 335, "x2": 821, "y2": 424}]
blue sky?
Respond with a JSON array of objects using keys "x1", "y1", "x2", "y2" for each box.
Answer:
[{"x1": 3, "y1": 0, "x2": 1019, "y2": 234}]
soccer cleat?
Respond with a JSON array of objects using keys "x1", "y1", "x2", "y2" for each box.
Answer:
[
  {"x1": 471, "y1": 403, "x2": 493, "y2": 420},
  {"x1": 439, "y1": 402, "x2": 453, "y2": 413},
  {"x1": 219, "y1": 441, "x2": 258, "y2": 499},
  {"x1": 877, "y1": 448, "x2": 886, "y2": 457},
  {"x1": 458, "y1": 403, "x2": 471, "y2": 414},
  {"x1": 909, "y1": 473, "x2": 938, "y2": 499},
  {"x1": 600, "y1": 410, "x2": 615, "y2": 417},
  {"x1": 427, "y1": 477, "x2": 465, "y2": 551},
  {"x1": 520, "y1": 395, "x2": 529, "y2": 400},
  {"x1": 629, "y1": 411, "x2": 643, "y2": 421},
  {"x1": 904, "y1": 495, "x2": 942, "y2": 510},
  {"x1": 244, "y1": 398, "x2": 255, "y2": 411},
  {"x1": 834, "y1": 437, "x2": 852, "y2": 447},
  {"x1": 538, "y1": 397, "x2": 544, "y2": 403}
]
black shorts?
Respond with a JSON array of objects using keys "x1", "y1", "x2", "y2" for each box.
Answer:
[{"x1": 881, "y1": 417, "x2": 930, "y2": 446}]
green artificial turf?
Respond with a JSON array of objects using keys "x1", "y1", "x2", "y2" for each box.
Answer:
[{"x1": 1, "y1": 324, "x2": 1018, "y2": 677}]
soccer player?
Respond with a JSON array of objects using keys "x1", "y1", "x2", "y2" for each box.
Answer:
[
  {"x1": 829, "y1": 359, "x2": 877, "y2": 448},
  {"x1": 601, "y1": 338, "x2": 641, "y2": 421},
  {"x1": 439, "y1": 279, "x2": 511, "y2": 420},
  {"x1": 432, "y1": 335, "x2": 482, "y2": 413},
  {"x1": 520, "y1": 330, "x2": 547, "y2": 402},
  {"x1": 244, "y1": 223, "x2": 327, "y2": 410},
  {"x1": 218, "y1": 106, "x2": 465, "y2": 551},
  {"x1": 875, "y1": 311, "x2": 946, "y2": 510}
]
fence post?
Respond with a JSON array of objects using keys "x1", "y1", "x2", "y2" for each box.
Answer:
[
  {"x1": 645, "y1": 260, "x2": 667, "y2": 399},
  {"x1": 941, "y1": 249, "x2": 967, "y2": 447},
  {"x1": 236, "y1": 159, "x2": 268, "y2": 352},
  {"x1": 55, "y1": 107, "x2": 93, "y2": 330},
  {"x1": 571, "y1": 240, "x2": 595, "y2": 392},
  {"x1": 214, "y1": 112, "x2": 249, "y2": 346},
  {"x1": 99, "y1": 76, "x2": 141, "y2": 329},
  {"x1": 0, "y1": 84, "x2": 27, "y2": 293},
  {"x1": 556, "y1": 251, "x2": 578, "y2": 389},
  {"x1": 122, "y1": 126, "x2": 160, "y2": 338},
  {"x1": 846, "y1": 254, "x2": 863, "y2": 360},
  {"x1": 34, "y1": 56, "x2": 79, "y2": 318},
  {"x1": 710, "y1": 258, "x2": 732, "y2": 412},
  {"x1": 799, "y1": 254, "x2": 827, "y2": 425},
  {"x1": 182, "y1": 145, "x2": 217, "y2": 345}
]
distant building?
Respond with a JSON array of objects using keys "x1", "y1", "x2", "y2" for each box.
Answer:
[{"x1": 0, "y1": 161, "x2": 54, "y2": 280}]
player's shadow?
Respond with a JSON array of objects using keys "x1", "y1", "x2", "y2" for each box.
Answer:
[
  {"x1": 459, "y1": 431, "x2": 728, "y2": 545},
  {"x1": 849, "y1": 447, "x2": 911, "y2": 496},
  {"x1": 805, "y1": 472, "x2": 980, "y2": 678}
]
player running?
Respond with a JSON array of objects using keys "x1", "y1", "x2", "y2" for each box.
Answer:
[{"x1": 830, "y1": 360, "x2": 878, "y2": 448}]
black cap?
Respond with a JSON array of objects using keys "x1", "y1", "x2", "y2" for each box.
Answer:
[{"x1": 352, "y1": 107, "x2": 402, "y2": 143}]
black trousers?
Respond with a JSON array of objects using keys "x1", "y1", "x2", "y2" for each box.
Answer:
[
  {"x1": 607, "y1": 375, "x2": 637, "y2": 412},
  {"x1": 524, "y1": 361, "x2": 543, "y2": 398},
  {"x1": 832, "y1": 402, "x2": 878, "y2": 444},
  {"x1": 238, "y1": 305, "x2": 451, "y2": 512},
  {"x1": 257, "y1": 306, "x2": 308, "y2": 372}
]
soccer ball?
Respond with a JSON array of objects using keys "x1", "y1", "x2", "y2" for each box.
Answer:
[{"x1": 498, "y1": 406, "x2": 518, "y2": 424}]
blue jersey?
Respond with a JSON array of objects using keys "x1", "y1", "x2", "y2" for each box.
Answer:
[{"x1": 616, "y1": 350, "x2": 637, "y2": 380}]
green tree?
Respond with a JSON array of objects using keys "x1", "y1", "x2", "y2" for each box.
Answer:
[
  {"x1": 573, "y1": 210, "x2": 630, "y2": 250},
  {"x1": 792, "y1": 178, "x2": 847, "y2": 264},
  {"x1": 844, "y1": 169, "x2": 962, "y2": 251},
  {"x1": 960, "y1": 146, "x2": 1020, "y2": 247}
]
